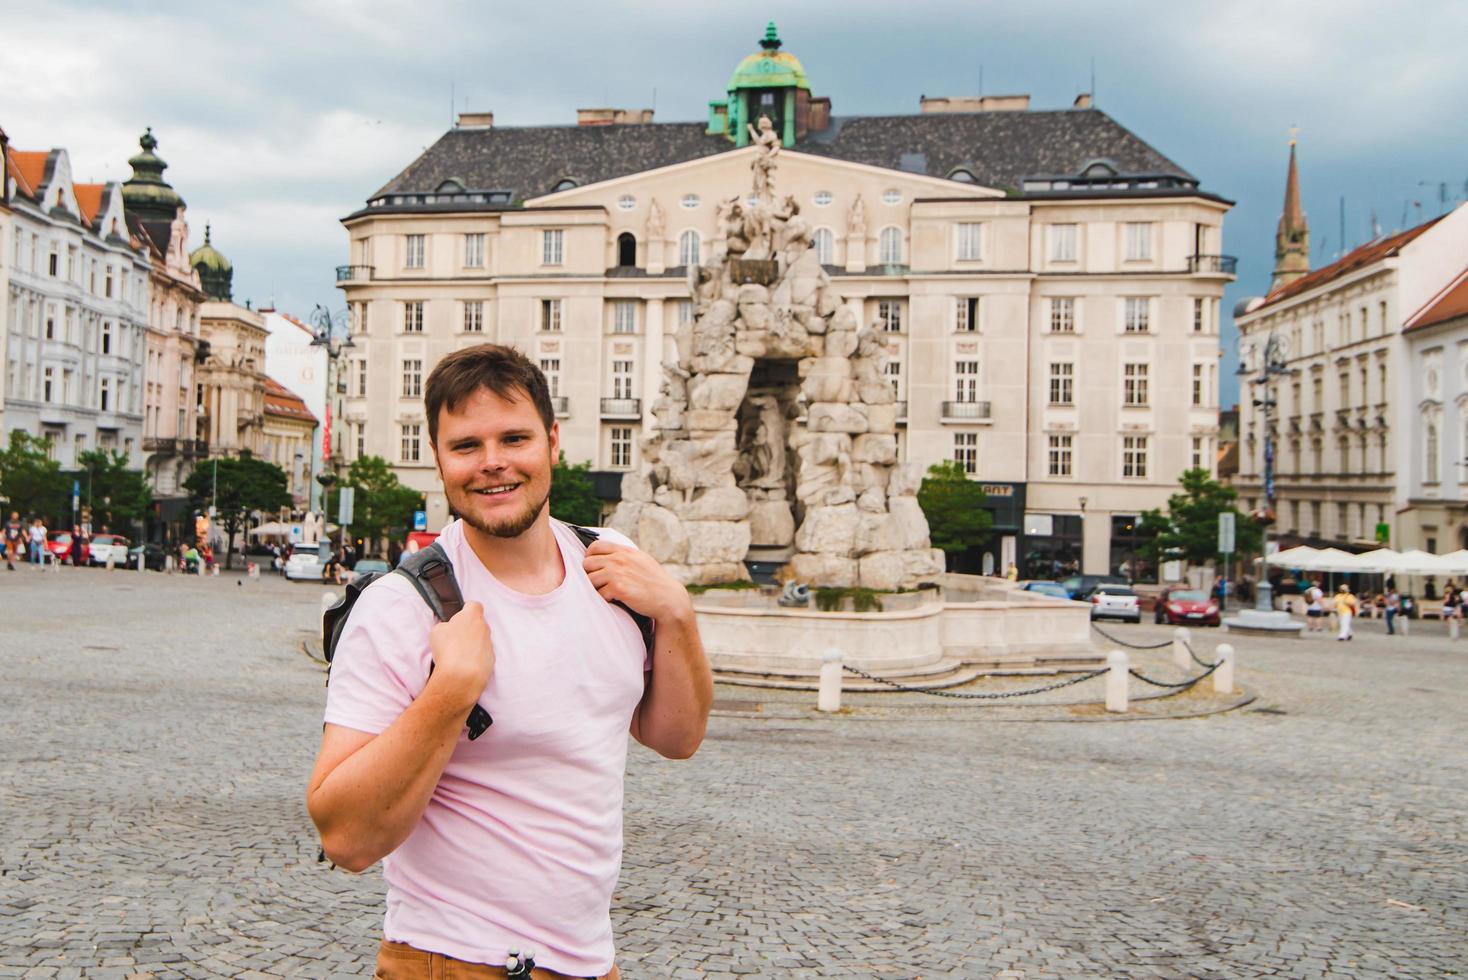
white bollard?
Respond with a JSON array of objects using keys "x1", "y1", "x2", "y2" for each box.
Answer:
[
  {"x1": 1172, "y1": 627, "x2": 1192, "y2": 670},
  {"x1": 137, "y1": 552, "x2": 145, "y2": 572},
  {"x1": 1213, "y1": 643, "x2": 1236, "y2": 694},
  {"x1": 1451, "y1": 617, "x2": 1460, "y2": 641},
  {"x1": 1105, "y1": 649, "x2": 1129, "y2": 713},
  {"x1": 817, "y1": 648, "x2": 843, "y2": 713},
  {"x1": 106, "y1": 552, "x2": 115, "y2": 571}
]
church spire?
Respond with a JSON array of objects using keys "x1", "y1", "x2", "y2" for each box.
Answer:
[{"x1": 1272, "y1": 130, "x2": 1310, "y2": 291}]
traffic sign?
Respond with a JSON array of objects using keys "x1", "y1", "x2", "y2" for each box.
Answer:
[
  {"x1": 1218, "y1": 512, "x2": 1236, "y2": 555},
  {"x1": 413, "y1": 510, "x2": 427, "y2": 531},
  {"x1": 338, "y1": 486, "x2": 355, "y2": 526}
]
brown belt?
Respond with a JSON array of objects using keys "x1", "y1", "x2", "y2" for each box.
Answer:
[{"x1": 374, "y1": 939, "x2": 620, "y2": 980}]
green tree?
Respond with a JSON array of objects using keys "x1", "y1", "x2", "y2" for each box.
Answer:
[
  {"x1": 0, "y1": 431, "x2": 69, "y2": 521},
  {"x1": 183, "y1": 452, "x2": 291, "y2": 567},
  {"x1": 1138, "y1": 468, "x2": 1261, "y2": 566},
  {"x1": 72, "y1": 449, "x2": 151, "y2": 532},
  {"x1": 917, "y1": 460, "x2": 993, "y2": 561},
  {"x1": 550, "y1": 454, "x2": 603, "y2": 527},
  {"x1": 325, "y1": 455, "x2": 424, "y2": 549}
]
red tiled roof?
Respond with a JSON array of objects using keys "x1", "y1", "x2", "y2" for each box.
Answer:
[
  {"x1": 1261, "y1": 216, "x2": 1443, "y2": 308},
  {"x1": 264, "y1": 378, "x2": 317, "y2": 423},
  {"x1": 1405, "y1": 267, "x2": 1468, "y2": 333},
  {"x1": 73, "y1": 183, "x2": 104, "y2": 227},
  {"x1": 8, "y1": 149, "x2": 46, "y2": 199}
]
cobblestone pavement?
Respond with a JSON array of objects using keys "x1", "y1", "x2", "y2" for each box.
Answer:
[{"x1": 1, "y1": 566, "x2": 1465, "y2": 978}]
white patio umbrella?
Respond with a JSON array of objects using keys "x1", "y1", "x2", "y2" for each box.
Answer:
[
  {"x1": 1436, "y1": 549, "x2": 1468, "y2": 574},
  {"x1": 1352, "y1": 548, "x2": 1401, "y2": 574},
  {"x1": 1264, "y1": 545, "x2": 1322, "y2": 567},
  {"x1": 1387, "y1": 549, "x2": 1456, "y2": 576},
  {"x1": 1297, "y1": 547, "x2": 1370, "y2": 573}
]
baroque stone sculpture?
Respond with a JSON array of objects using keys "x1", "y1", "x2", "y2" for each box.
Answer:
[{"x1": 610, "y1": 120, "x2": 944, "y2": 590}]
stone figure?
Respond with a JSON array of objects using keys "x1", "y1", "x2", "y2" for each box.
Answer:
[
  {"x1": 847, "y1": 195, "x2": 866, "y2": 239},
  {"x1": 719, "y1": 196, "x2": 752, "y2": 258},
  {"x1": 735, "y1": 395, "x2": 788, "y2": 489},
  {"x1": 646, "y1": 197, "x2": 666, "y2": 241},
  {"x1": 775, "y1": 195, "x2": 811, "y2": 265},
  {"x1": 747, "y1": 114, "x2": 781, "y2": 202},
  {"x1": 690, "y1": 264, "x2": 723, "y2": 315}
]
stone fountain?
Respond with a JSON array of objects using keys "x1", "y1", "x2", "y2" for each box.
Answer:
[{"x1": 610, "y1": 116, "x2": 945, "y2": 590}]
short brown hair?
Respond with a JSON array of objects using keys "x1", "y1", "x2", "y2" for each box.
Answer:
[{"x1": 424, "y1": 344, "x2": 554, "y2": 444}]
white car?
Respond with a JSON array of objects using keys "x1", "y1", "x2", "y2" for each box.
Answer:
[
  {"x1": 1090, "y1": 586, "x2": 1142, "y2": 623},
  {"x1": 284, "y1": 552, "x2": 324, "y2": 581},
  {"x1": 88, "y1": 534, "x2": 131, "y2": 566}
]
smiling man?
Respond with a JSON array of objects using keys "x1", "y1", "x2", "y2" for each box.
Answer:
[{"x1": 307, "y1": 344, "x2": 712, "y2": 979}]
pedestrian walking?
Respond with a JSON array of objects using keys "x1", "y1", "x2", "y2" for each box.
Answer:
[
  {"x1": 1336, "y1": 584, "x2": 1358, "y2": 641},
  {"x1": 308, "y1": 344, "x2": 710, "y2": 979},
  {"x1": 1385, "y1": 588, "x2": 1400, "y2": 635},
  {"x1": 1442, "y1": 582, "x2": 1459, "y2": 626},
  {"x1": 4, "y1": 511, "x2": 23, "y2": 570},
  {"x1": 29, "y1": 519, "x2": 47, "y2": 567},
  {"x1": 1305, "y1": 579, "x2": 1326, "y2": 633}
]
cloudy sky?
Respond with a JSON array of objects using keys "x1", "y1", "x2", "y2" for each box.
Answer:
[{"x1": 6, "y1": 0, "x2": 1466, "y2": 404}]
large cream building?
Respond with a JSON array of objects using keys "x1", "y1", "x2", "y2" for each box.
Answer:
[
  {"x1": 1234, "y1": 141, "x2": 1468, "y2": 556},
  {"x1": 336, "y1": 25, "x2": 1233, "y2": 577}
]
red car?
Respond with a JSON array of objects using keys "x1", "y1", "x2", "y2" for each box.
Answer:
[
  {"x1": 46, "y1": 531, "x2": 90, "y2": 565},
  {"x1": 1154, "y1": 589, "x2": 1221, "y2": 626}
]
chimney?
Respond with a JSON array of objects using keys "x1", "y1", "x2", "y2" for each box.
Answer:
[
  {"x1": 1073, "y1": 93, "x2": 1092, "y2": 109},
  {"x1": 919, "y1": 94, "x2": 1030, "y2": 113},
  {"x1": 805, "y1": 95, "x2": 832, "y2": 133},
  {"x1": 455, "y1": 111, "x2": 494, "y2": 129},
  {"x1": 576, "y1": 108, "x2": 654, "y2": 126}
]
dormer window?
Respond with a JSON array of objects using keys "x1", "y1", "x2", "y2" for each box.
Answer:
[
  {"x1": 553, "y1": 178, "x2": 579, "y2": 192},
  {"x1": 948, "y1": 168, "x2": 977, "y2": 183}
]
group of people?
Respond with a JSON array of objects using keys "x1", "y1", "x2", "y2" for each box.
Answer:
[
  {"x1": 1302, "y1": 580, "x2": 1411, "y2": 638},
  {"x1": 4, "y1": 512, "x2": 87, "y2": 570}
]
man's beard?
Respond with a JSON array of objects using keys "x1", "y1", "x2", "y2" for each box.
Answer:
[{"x1": 456, "y1": 481, "x2": 551, "y2": 539}]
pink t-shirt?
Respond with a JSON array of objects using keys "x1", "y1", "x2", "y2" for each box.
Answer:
[{"x1": 323, "y1": 519, "x2": 648, "y2": 976}]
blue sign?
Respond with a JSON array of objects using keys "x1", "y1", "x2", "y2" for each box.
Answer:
[{"x1": 413, "y1": 510, "x2": 427, "y2": 531}]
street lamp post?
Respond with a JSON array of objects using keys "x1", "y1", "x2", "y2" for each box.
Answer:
[
  {"x1": 309, "y1": 304, "x2": 355, "y2": 520},
  {"x1": 1238, "y1": 330, "x2": 1297, "y2": 612}
]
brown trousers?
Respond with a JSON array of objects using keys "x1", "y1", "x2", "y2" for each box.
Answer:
[{"x1": 374, "y1": 939, "x2": 620, "y2": 980}]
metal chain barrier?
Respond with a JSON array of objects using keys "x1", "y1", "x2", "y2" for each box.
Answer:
[
  {"x1": 1090, "y1": 623, "x2": 1172, "y2": 649},
  {"x1": 1181, "y1": 637, "x2": 1218, "y2": 669},
  {"x1": 841, "y1": 663, "x2": 1107, "y2": 700},
  {"x1": 1127, "y1": 659, "x2": 1223, "y2": 690}
]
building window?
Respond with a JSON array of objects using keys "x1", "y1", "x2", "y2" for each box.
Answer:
[
  {"x1": 1336, "y1": 502, "x2": 1348, "y2": 539},
  {"x1": 954, "y1": 360, "x2": 980, "y2": 403},
  {"x1": 813, "y1": 190, "x2": 833, "y2": 207},
  {"x1": 1049, "y1": 297, "x2": 1076, "y2": 333},
  {"x1": 612, "y1": 301, "x2": 638, "y2": 334},
  {"x1": 680, "y1": 194, "x2": 700, "y2": 209},
  {"x1": 1191, "y1": 436, "x2": 1205, "y2": 470},
  {"x1": 1426, "y1": 419, "x2": 1440, "y2": 483},
  {"x1": 1048, "y1": 434, "x2": 1073, "y2": 476},
  {"x1": 403, "y1": 301, "x2": 424, "y2": 333},
  {"x1": 678, "y1": 230, "x2": 701, "y2": 267},
  {"x1": 43, "y1": 367, "x2": 54, "y2": 402},
  {"x1": 464, "y1": 233, "x2": 485, "y2": 267},
  {"x1": 356, "y1": 359, "x2": 367, "y2": 397},
  {"x1": 105, "y1": 267, "x2": 115, "y2": 298},
  {"x1": 102, "y1": 322, "x2": 112, "y2": 354},
  {"x1": 877, "y1": 299, "x2": 904, "y2": 332},
  {"x1": 879, "y1": 227, "x2": 903, "y2": 264},
  {"x1": 99, "y1": 377, "x2": 111, "y2": 412},
  {"x1": 542, "y1": 229, "x2": 564, "y2": 266},
  {"x1": 540, "y1": 358, "x2": 561, "y2": 397},
  {"x1": 1122, "y1": 436, "x2": 1149, "y2": 478},
  {"x1": 48, "y1": 244, "x2": 59, "y2": 277},
  {"x1": 400, "y1": 423, "x2": 421, "y2": 463},
  {"x1": 885, "y1": 358, "x2": 902, "y2": 399},
  {"x1": 45, "y1": 309, "x2": 55, "y2": 339},
  {"x1": 541, "y1": 298, "x2": 562, "y2": 332},
  {"x1": 1123, "y1": 363, "x2": 1150, "y2": 406},
  {"x1": 402, "y1": 359, "x2": 422, "y2": 398},
  {"x1": 616, "y1": 232, "x2": 637, "y2": 268},
  {"x1": 610, "y1": 426, "x2": 633, "y2": 468},
  {"x1": 1191, "y1": 364, "x2": 1205, "y2": 406},
  {"x1": 956, "y1": 222, "x2": 983, "y2": 261},
  {"x1": 1338, "y1": 370, "x2": 1350, "y2": 408},
  {"x1": 1048, "y1": 362, "x2": 1074, "y2": 405},
  {"x1": 1049, "y1": 223, "x2": 1077, "y2": 262},
  {"x1": 405, "y1": 234, "x2": 425, "y2": 269},
  {"x1": 611, "y1": 360, "x2": 634, "y2": 400},
  {"x1": 953, "y1": 432, "x2": 978, "y2": 474},
  {"x1": 1124, "y1": 222, "x2": 1153, "y2": 261},
  {"x1": 812, "y1": 228, "x2": 834, "y2": 264},
  {"x1": 463, "y1": 300, "x2": 483, "y2": 332},
  {"x1": 1123, "y1": 297, "x2": 1151, "y2": 333},
  {"x1": 955, "y1": 297, "x2": 979, "y2": 333},
  {"x1": 355, "y1": 423, "x2": 365, "y2": 459},
  {"x1": 677, "y1": 300, "x2": 694, "y2": 326},
  {"x1": 1193, "y1": 297, "x2": 1206, "y2": 333}
]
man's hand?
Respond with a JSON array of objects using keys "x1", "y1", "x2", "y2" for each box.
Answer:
[
  {"x1": 427, "y1": 600, "x2": 494, "y2": 711},
  {"x1": 583, "y1": 540, "x2": 694, "y2": 624}
]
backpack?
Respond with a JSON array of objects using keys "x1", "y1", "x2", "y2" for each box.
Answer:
[{"x1": 320, "y1": 523, "x2": 655, "y2": 742}]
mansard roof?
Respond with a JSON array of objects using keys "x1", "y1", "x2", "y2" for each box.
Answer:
[{"x1": 351, "y1": 107, "x2": 1205, "y2": 218}]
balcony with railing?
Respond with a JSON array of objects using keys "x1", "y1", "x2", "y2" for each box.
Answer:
[
  {"x1": 600, "y1": 397, "x2": 642, "y2": 419},
  {"x1": 940, "y1": 400, "x2": 992, "y2": 422},
  {"x1": 336, "y1": 265, "x2": 375, "y2": 283},
  {"x1": 1187, "y1": 254, "x2": 1238, "y2": 276}
]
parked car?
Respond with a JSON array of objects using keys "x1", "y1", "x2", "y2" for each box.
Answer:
[
  {"x1": 1058, "y1": 574, "x2": 1131, "y2": 600},
  {"x1": 126, "y1": 543, "x2": 168, "y2": 571},
  {"x1": 46, "y1": 531, "x2": 89, "y2": 564},
  {"x1": 88, "y1": 534, "x2": 131, "y2": 566},
  {"x1": 1089, "y1": 586, "x2": 1142, "y2": 623},
  {"x1": 1020, "y1": 581, "x2": 1072, "y2": 600},
  {"x1": 1154, "y1": 589, "x2": 1221, "y2": 627},
  {"x1": 284, "y1": 552, "x2": 324, "y2": 581},
  {"x1": 352, "y1": 558, "x2": 391, "y2": 577}
]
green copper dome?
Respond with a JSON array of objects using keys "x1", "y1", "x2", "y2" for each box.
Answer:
[
  {"x1": 121, "y1": 127, "x2": 185, "y2": 220},
  {"x1": 189, "y1": 224, "x2": 233, "y2": 301},
  {"x1": 727, "y1": 22, "x2": 809, "y2": 91}
]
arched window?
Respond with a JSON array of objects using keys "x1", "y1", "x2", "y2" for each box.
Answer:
[
  {"x1": 1426, "y1": 420, "x2": 1440, "y2": 482},
  {"x1": 616, "y1": 232, "x2": 637, "y2": 268},
  {"x1": 948, "y1": 168, "x2": 977, "y2": 183},
  {"x1": 879, "y1": 227, "x2": 903, "y2": 264},
  {"x1": 678, "y1": 229, "x2": 700, "y2": 267},
  {"x1": 812, "y1": 228, "x2": 834, "y2": 264},
  {"x1": 552, "y1": 178, "x2": 579, "y2": 192}
]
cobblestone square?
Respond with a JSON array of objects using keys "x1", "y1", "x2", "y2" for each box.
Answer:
[{"x1": 1, "y1": 567, "x2": 1464, "y2": 978}]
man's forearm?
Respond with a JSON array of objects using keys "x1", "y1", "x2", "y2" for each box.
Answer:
[
  {"x1": 308, "y1": 676, "x2": 471, "y2": 871},
  {"x1": 634, "y1": 611, "x2": 712, "y2": 759}
]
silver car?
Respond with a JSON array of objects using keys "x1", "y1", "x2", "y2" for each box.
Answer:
[{"x1": 1089, "y1": 586, "x2": 1141, "y2": 623}]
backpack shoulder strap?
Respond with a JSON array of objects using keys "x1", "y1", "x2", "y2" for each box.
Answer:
[
  {"x1": 393, "y1": 541, "x2": 463, "y2": 622},
  {"x1": 562, "y1": 522, "x2": 656, "y2": 657}
]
